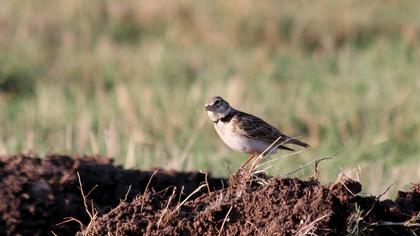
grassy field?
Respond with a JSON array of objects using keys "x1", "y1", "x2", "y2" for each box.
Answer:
[{"x1": 0, "y1": 0, "x2": 419, "y2": 196}]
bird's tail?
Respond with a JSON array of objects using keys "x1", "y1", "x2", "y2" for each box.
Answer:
[
  {"x1": 286, "y1": 138, "x2": 310, "y2": 148},
  {"x1": 278, "y1": 145, "x2": 295, "y2": 152}
]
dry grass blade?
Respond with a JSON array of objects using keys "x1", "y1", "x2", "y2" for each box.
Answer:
[
  {"x1": 123, "y1": 185, "x2": 132, "y2": 202},
  {"x1": 255, "y1": 150, "x2": 304, "y2": 169},
  {"x1": 377, "y1": 184, "x2": 393, "y2": 200},
  {"x1": 335, "y1": 172, "x2": 357, "y2": 197},
  {"x1": 77, "y1": 172, "x2": 99, "y2": 234},
  {"x1": 205, "y1": 172, "x2": 211, "y2": 194},
  {"x1": 145, "y1": 169, "x2": 159, "y2": 193},
  {"x1": 56, "y1": 172, "x2": 99, "y2": 234},
  {"x1": 248, "y1": 137, "x2": 291, "y2": 174},
  {"x1": 77, "y1": 172, "x2": 97, "y2": 221},
  {"x1": 285, "y1": 158, "x2": 324, "y2": 177},
  {"x1": 285, "y1": 151, "x2": 339, "y2": 177},
  {"x1": 252, "y1": 150, "x2": 304, "y2": 177},
  {"x1": 312, "y1": 157, "x2": 332, "y2": 179},
  {"x1": 296, "y1": 213, "x2": 331, "y2": 236},
  {"x1": 252, "y1": 165, "x2": 275, "y2": 175},
  {"x1": 106, "y1": 185, "x2": 134, "y2": 218},
  {"x1": 141, "y1": 169, "x2": 159, "y2": 213},
  {"x1": 56, "y1": 216, "x2": 84, "y2": 228},
  {"x1": 171, "y1": 184, "x2": 207, "y2": 215},
  {"x1": 157, "y1": 187, "x2": 177, "y2": 228},
  {"x1": 218, "y1": 205, "x2": 233, "y2": 236}
]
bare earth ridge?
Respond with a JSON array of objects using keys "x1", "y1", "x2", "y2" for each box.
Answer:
[{"x1": 0, "y1": 155, "x2": 419, "y2": 235}]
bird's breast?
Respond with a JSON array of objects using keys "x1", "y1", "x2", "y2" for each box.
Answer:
[{"x1": 213, "y1": 121, "x2": 270, "y2": 154}]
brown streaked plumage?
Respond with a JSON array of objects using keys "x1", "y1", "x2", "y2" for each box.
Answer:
[{"x1": 204, "y1": 96, "x2": 309, "y2": 159}]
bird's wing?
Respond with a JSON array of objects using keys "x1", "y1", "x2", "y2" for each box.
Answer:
[
  {"x1": 231, "y1": 111, "x2": 310, "y2": 148},
  {"x1": 231, "y1": 111, "x2": 289, "y2": 144}
]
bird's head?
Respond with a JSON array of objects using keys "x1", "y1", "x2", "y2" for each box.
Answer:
[{"x1": 204, "y1": 96, "x2": 232, "y2": 122}]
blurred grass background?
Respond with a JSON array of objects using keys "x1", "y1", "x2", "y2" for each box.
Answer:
[{"x1": 0, "y1": 0, "x2": 419, "y2": 196}]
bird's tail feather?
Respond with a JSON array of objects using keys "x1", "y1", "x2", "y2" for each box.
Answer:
[
  {"x1": 278, "y1": 145, "x2": 295, "y2": 152},
  {"x1": 286, "y1": 138, "x2": 310, "y2": 148}
]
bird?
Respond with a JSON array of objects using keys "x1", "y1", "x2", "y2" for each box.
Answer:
[{"x1": 204, "y1": 96, "x2": 309, "y2": 168}]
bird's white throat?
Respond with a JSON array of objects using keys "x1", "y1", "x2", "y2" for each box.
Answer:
[{"x1": 207, "y1": 107, "x2": 232, "y2": 122}]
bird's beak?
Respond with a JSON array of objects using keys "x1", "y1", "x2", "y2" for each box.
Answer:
[{"x1": 204, "y1": 104, "x2": 211, "y2": 111}]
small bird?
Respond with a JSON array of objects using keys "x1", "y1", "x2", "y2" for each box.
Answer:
[{"x1": 204, "y1": 96, "x2": 309, "y2": 167}]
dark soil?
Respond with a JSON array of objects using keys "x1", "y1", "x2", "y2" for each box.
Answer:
[
  {"x1": 0, "y1": 154, "x2": 225, "y2": 236},
  {"x1": 0, "y1": 155, "x2": 419, "y2": 235}
]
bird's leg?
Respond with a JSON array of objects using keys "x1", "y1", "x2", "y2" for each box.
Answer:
[{"x1": 241, "y1": 154, "x2": 255, "y2": 169}]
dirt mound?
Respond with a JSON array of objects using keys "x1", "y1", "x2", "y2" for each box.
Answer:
[
  {"x1": 0, "y1": 155, "x2": 419, "y2": 235},
  {"x1": 81, "y1": 171, "x2": 420, "y2": 236},
  {"x1": 0, "y1": 154, "x2": 225, "y2": 236}
]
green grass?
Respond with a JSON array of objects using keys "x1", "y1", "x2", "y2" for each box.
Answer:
[{"x1": 0, "y1": 0, "x2": 419, "y2": 196}]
